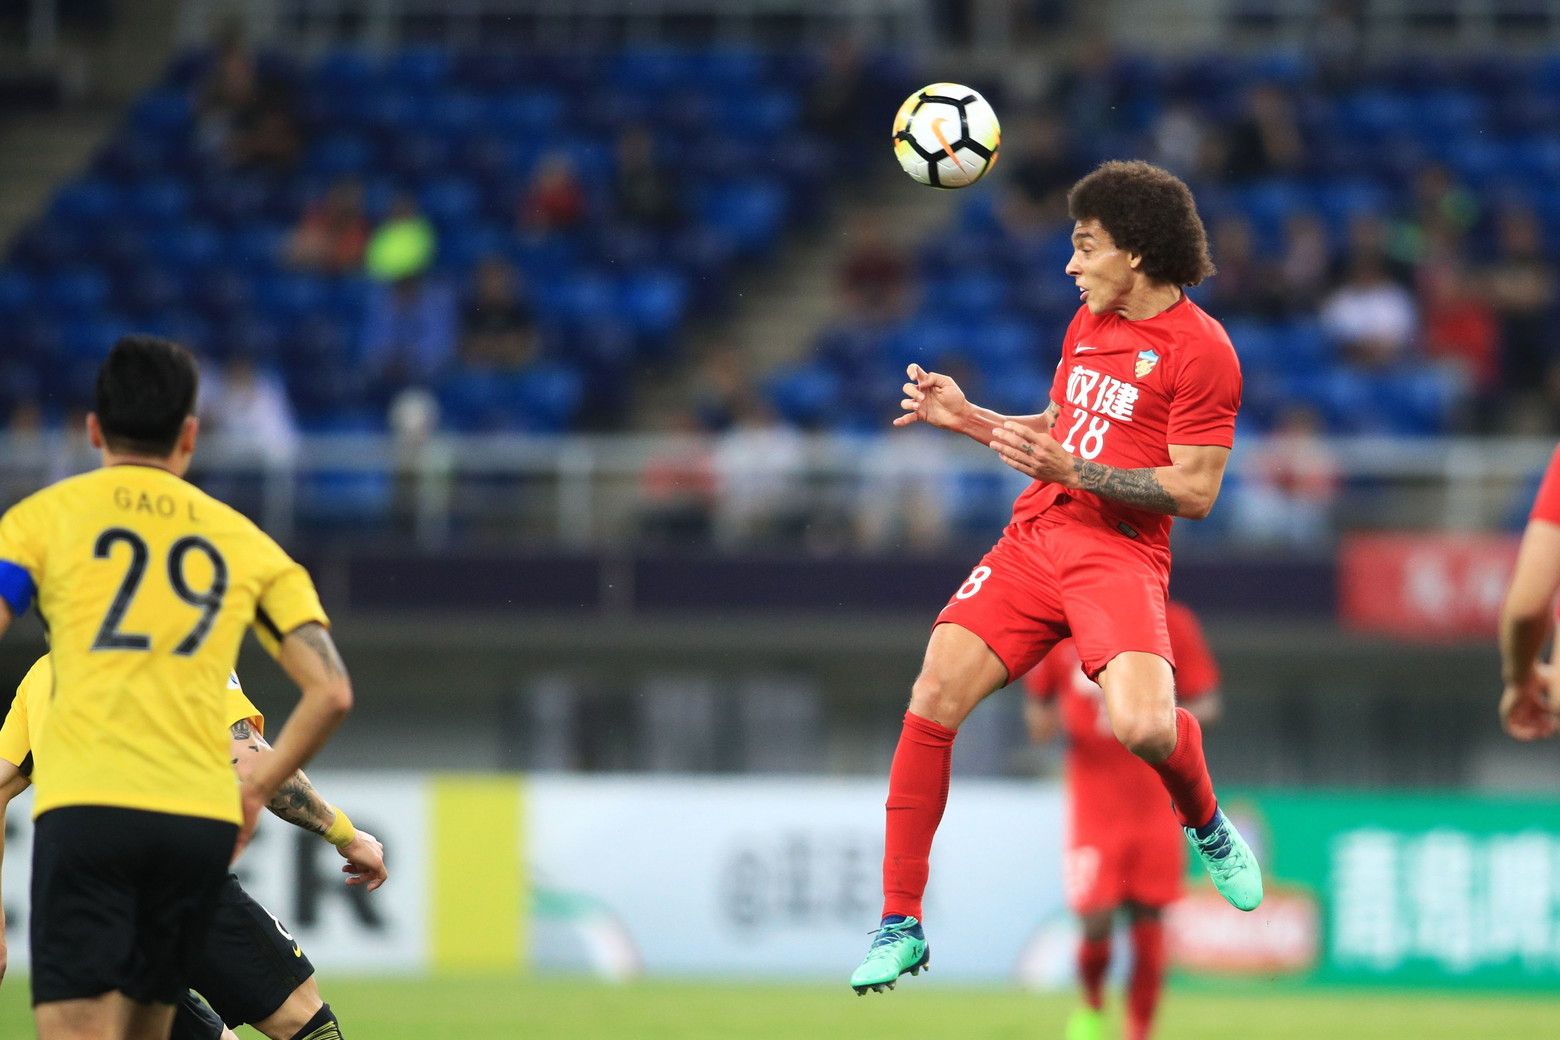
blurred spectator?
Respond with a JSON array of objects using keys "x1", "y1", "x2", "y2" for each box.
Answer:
[
  {"x1": 613, "y1": 128, "x2": 681, "y2": 233},
  {"x1": 1321, "y1": 248, "x2": 1418, "y2": 369},
  {"x1": 286, "y1": 178, "x2": 370, "y2": 274},
  {"x1": 1232, "y1": 405, "x2": 1339, "y2": 548},
  {"x1": 1419, "y1": 249, "x2": 1499, "y2": 414},
  {"x1": 196, "y1": 37, "x2": 301, "y2": 173},
  {"x1": 1204, "y1": 216, "x2": 1275, "y2": 319},
  {"x1": 1223, "y1": 84, "x2": 1304, "y2": 182},
  {"x1": 361, "y1": 196, "x2": 457, "y2": 393},
  {"x1": 853, "y1": 426, "x2": 953, "y2": 551},
  {"x1": 1049, "y1": 37, "x2": 1130, "y2": 135},
  {"x1": 1002, "y1": 114, "x2": 1083, "y2": 226},
  {"x1": 805, "y1": 38, "x2": 871, "y2": 156},
  {"x1": 198, "y1": 354, "x2": 299, "y2": 464},
  {"x1": 838, "y1": 213, "x2": 912, "y2": 321},
  {"x1": 690, "y1": 346, "x2": 753, "y2": 433},
  {"x1": 1484, "y1": 208, "x2": 1558, "y2": 409},
  {"x1": 520, "y1": 152, "x2": 588, "y2": 234},
  {"x1": 1150, "y1": 99, "x2": 1208, "y2": 180},
  {"x1": 1275, "y1": 212, "x2": 1333, "y2": 314},
  {"x1": 636, "y1": 410, "x2": 717, "y2": 546},
  {"x1": 1310, "y1": 0, "x2": 1366, "y2": 91},
  {"x1": 460, "y1": 257, "x2": 538, "y2": 371},
  {"x1": 1388, "y1": 165, "x2": 1478, "y2": 271},
  {"x1": 712, "y1": 398, "x2": 809, "y2": 548}
]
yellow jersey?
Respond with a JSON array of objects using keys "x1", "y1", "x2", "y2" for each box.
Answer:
[
  {"x1": 0, "y1": 465, "x2": 323, "y2": 822},
  {"x1": 0, "y1": 655, "x2": 265, "y2": 779}
]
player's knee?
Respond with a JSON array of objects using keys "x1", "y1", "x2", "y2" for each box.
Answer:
[
  {"x1": 1112, "y1": 711, "x2": 1175, "y2": 762},
  {"x1": 908, "y1": 670, "x2": 977, "y2": 728},
  {"x1": 253, "y1": 982, "x2": 327, "y2": 1040}
]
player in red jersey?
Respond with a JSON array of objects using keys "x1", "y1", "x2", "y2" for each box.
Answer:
[
  {"x1": 1498, "y1": 443, "x2": 1560, "y2": 740},
  {"x1": 851, "y1": 160, "x2": 1261, "y2": 995},
  {"x1": 1025, "y1": 601, "x2": 1222, "y2": 1040}
]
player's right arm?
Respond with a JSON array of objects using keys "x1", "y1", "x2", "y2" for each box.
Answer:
[
  {"x1": 230, "y1": 718, "x2": 387, "y2": 891},
  {"x1": 237, "y1": 621, "x2": 353, "y2": 855},
  {"x1": 1498, "y1": 518, "x2": 1560, "y2": 740},
  {"x1": 1497, "y1": 447, "x2": 1560, "y2": 740},
  {"x1": 894, "y1": 363, "x2": 1057, "y2": 445}
]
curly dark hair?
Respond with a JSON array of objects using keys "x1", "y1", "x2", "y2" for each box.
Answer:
[{"x1": 1067, "y1": 160, "x2": 1215, "y2": 287}]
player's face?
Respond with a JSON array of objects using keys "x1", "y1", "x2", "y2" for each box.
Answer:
[{"x1": 1066, "y1": 220, "x2": 1138, "y2": 315}]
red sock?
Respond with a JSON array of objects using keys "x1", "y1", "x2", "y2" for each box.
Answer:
[
  {"x1": 1127, "y1": 918, "x2": 1167, "y2": 1040},
  {"x1": 880, "y1": 710, "x2": 956, "y2": 921},
  {"x1": 1078, "y1": 935, "x2": 1111, "y2": 1011},
  {"x1": 1149, "y1": 707, "x2": 1218, "y2": 829}
]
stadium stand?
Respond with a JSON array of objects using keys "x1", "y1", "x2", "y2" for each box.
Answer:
[
  {"x1": 1, "y1": 41, "x2": 903, "y2": 433},
  {"x1": 771, "y1": 49, "x2": 1560, "y2": 438}
]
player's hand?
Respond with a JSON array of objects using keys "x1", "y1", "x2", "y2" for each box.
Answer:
[
  {"x1": 1499, "y1": 667, "x2": 1557, "y2": 741},
  {"x1": 339, "y1": 828, "x2": 388, "y2": 892},
  {"x1": 233, "y1": 778, "x2": 267, "y2": 863},
  {"x1": 893, "y1": 364, "x2": 969, "y2": 431},
  {"x1": 991, "y1": 421, "x2": 1076, "y2": 484}
]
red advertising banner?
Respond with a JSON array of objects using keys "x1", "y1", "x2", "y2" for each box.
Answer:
[{"x1": 1338, "y1": 534, "x2": 1520, "y2": 640}]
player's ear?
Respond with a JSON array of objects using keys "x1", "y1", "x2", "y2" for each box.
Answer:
[
  {"x1": 85, "y1": 412, "x2": 105, "y2": 450},
  {"x1": 1127, "y1": 251, "x2": 1144, "y2": 270},
  {"x1": 179, "y1": 414, "x2": 199, "y2": 455}
]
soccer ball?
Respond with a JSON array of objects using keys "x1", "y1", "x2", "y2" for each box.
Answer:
[{"x1": 892, "y1": 83, "x2": 1001, "y2": 189}]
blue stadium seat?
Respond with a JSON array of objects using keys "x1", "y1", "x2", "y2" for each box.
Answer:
[
  {"x1": 42, "y1": 268, "x2": 111, "y2": 315},
  {"x1": 125, "y1": 178, "x2": 192, "y2": 225},
  {"x1": 766, "y1": 363, "x2": 842, "y2": 427}
]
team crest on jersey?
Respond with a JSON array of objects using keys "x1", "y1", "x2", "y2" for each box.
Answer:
[{"x1": 1135, "y1": 349, "x2": 1160, "y2": 378}]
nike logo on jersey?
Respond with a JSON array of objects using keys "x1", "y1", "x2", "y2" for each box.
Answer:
[
  {"x1": 292, "y1": 944, "x2": 303, "y2": 958},
  {"x1": 1074, "y1": 344, "x2": 1096, "y2": 353}
]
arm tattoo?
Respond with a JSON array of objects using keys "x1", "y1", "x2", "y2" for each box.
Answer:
[
  {"x1": 292, "y1": 622, "x2": 348, "y2": 679},
  {"x1": 1071, "y1": 460, "x2": 1179, "y2": 514},
  {"x1": 229, "y1": 718, "x2": 260, "y2": 765},
  {"x1": 268, "y1": 770, "x2": 335, "y2": 836}
]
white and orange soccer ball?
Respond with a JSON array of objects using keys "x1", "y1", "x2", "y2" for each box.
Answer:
[{"x1": 892, "y1": 83, "x2": 1001, "y2": 189}]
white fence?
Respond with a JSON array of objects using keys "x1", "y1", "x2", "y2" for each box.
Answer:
[{"x1": 0, "y1": 431, "x2": 1551, "y2": 551}]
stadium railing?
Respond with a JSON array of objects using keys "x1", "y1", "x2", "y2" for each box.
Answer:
[
  {"x1": 176, "y1": 0, "x2": 933, "y2": 50},
  {"x1": 0, "y1": 431, "x2": 1549, "y2": 551}
]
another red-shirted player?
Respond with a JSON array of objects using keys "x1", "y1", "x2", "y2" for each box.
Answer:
[
  {"x1": 1024, "y1": 601, "x2": 1222, "y2": 1040},
  {"x1": 1498, "y1": 444, "x2": 1560, "y2": 740},
  {"x1": 850, "y1": 161, "x2": 1262, "y2": 996}
]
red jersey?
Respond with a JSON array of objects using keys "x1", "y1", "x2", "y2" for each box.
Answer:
[
  {"x1": 1013, "y1": 298, "x2": 1242, "y2": 557},
  {"x1": 1025, "y1": 601, "x2": 1220, "y2": 831},
  {"x1": 1530, "y1": 444, "x2": 1560, "y2": 525}
]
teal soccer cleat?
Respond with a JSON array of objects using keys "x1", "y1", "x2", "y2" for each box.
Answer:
[
  {"x1": 849, "y1": 915, "x2": 930, "y2": 994},
  {"x1": 1185, "y1": 807, "x2": 1264, "y2": 911}
]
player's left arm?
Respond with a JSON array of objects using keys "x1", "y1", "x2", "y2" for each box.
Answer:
[
  {"x1": 230, "y1": 719, "x2": 387, "y2": 891},
  {"x1": 989, "y1": 429, "x2": 1230, "y2": 519}
]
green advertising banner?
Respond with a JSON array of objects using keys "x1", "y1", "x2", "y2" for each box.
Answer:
[{"x1": 1171, "y1": 791, "x2": 1560, "y2": 991}]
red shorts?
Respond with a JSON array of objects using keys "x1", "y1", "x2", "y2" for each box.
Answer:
[
  {"x1": 1063, "y1": 817, "x2": 1186, "y2": 913},
  {"x1": 934, "y1": 509, "x2": 1173, "y2": 681}
]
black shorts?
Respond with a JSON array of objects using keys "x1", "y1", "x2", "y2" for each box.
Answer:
[
  {"x1": 170, "y1": 992, "x2": 226, "y2": 1040},
  {"x1": 30, "y1": 805, "x2": 236, "y2": 1006},
  {"x1": 187, "y1": 874, "x2": 316, "y2": 1026}
]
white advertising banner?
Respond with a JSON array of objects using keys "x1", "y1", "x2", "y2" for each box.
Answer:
[
  {"x1": 1, "y1": 773, "x2": 429, "y2": 972},
  {"x1": 526, "y1": 776, "x2": 1071, "y2": 982}
]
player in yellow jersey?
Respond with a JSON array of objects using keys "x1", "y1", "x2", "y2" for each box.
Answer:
[
  {"x1": 0, "y1": 656, "x2": 386, "y2": 1040},
  {"x1": 0, "y1": 336, "x2": 353, "y2": 1040}
]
